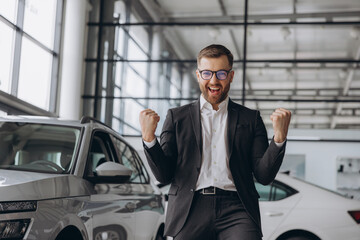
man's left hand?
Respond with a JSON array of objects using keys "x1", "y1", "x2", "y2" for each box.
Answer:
[{"x1": 270, "y1": 108, "x2": 291, "y2": 143}]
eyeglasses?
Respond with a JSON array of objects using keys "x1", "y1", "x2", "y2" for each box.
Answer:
[{"x1": 198, "y1": 69, "x2": 232, "y2": 80}]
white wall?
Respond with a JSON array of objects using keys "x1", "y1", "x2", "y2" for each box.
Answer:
[
  {"x1": 280, "y1": 128, "x2": 360, "y2": 196},
  {"x1": 285, "y1": 141, "x2": 360, "y2": 190}
]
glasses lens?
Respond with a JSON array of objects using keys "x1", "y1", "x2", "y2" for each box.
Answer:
[
  {"x1": 216, "y1": 70, "x2": 228, "y2": 80},
  {"x1": 201, "y1": 70, "x2": 213, "y2": 80}
]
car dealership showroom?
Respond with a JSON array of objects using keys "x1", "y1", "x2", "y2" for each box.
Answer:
[{"x1": 1, "y1": 0, "x2": 360, "y2": 240}]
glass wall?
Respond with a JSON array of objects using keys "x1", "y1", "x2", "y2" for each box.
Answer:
[{"x1": 84, "y1": 0, "x2": 360, "y2": 135}]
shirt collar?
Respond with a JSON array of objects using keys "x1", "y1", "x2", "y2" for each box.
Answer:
[{"x1": 200, "y1": 95, "x2": 229, "y2": 111}]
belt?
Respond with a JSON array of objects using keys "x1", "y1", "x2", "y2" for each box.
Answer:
[{"x1": 198, "y1": 187, "x2": 238, "y2": 196}]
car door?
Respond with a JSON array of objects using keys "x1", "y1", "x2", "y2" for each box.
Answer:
[
  {"x1": 256, "y1": 180, "x2": 301, "y2": 240},
  {"x1": 82, "y1": 130, "x2": 164, "y2": 240},
  {"x1": 83, "y1": 130, "x2": 137, "y2": 240},
  {"x1": 110, "y1": 135, "x2": 164, "y2": 239}
]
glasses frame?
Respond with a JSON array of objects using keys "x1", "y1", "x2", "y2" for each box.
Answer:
[{"x1": 197, "y1": 69, "x2": 232, "y2": 81}]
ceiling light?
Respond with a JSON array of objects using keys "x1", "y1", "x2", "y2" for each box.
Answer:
[
  {"x1": 338, "y1": 69, "x2": 347, "y2": 79},
  {"x1": 208, "y1": 28, "x2": 221, "y2": 40},
  {"x1": 350, "y1": 27, "x2": 360, "y2": 39},
  {"x1": 247, "y1": 28, "x2": 253, "y2": 37},
  {"x1": 280, "y1": 26, "x2": 291, "y2": 40},
  {"x1": 161, "y1": 50, "x2": 169, "y2": 58}
]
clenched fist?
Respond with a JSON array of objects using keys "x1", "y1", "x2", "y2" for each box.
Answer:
[
  {"x1": 270, "y1": 108, "x2": 291, "y2": 143},
  {"x1": 139, "y1": 109, "x2": 160, "y2": 142}
]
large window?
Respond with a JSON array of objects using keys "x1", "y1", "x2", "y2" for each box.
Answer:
[{"x1": 0, "y1": 0, "x2": 63, "y2": 115}]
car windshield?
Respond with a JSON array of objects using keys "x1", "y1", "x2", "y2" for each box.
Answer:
[{"x1": 0, "y1": 122, "x2": 81, "y2": 174}]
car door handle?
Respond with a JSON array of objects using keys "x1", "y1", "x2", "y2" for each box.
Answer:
[{"x1": 265, "y1": 211, "x2": 284, "y2": 217}]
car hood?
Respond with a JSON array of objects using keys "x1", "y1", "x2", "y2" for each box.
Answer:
[{"x1": 0, "y1": 169, "x2": 94, "y2": 201}]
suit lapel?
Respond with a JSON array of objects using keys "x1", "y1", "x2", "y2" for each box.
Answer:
[
  {"x1": 189, "y1": 99, "x2": 202, "y2": 160},
  {"x1": 227, "y1": 99, "x2": 239, "y2": 158}
]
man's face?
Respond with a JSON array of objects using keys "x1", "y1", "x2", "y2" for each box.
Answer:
[{"x1": 196, "y1": 55, "x2": 234, "y2": 110}]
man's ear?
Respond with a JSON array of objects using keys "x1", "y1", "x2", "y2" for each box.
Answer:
[
  {"x1": 196, "y1": 69, "x2": 201, "y2": 82},
  {"x1": 229, "y1": 70, "x2": 234, "y2": 83}
]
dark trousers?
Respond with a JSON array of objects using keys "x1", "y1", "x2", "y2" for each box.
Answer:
[{"x1": 174, "y1": 190, "x2": 262, "y2": 240}]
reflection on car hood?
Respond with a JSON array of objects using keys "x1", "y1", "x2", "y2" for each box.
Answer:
[{"x1": 0, "y1": 169, "x2": 94, "y2": 201}]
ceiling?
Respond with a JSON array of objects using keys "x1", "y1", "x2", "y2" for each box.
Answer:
[{"x1": 137, "y1": 0, "x2": 360, "y2": 129}]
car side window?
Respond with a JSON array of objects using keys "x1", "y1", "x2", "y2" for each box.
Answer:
[
  {"x1": 86, "y1": 131, "x2": 118, "y2": 177},
  {"x1": 132, "y1": 149, "x2": 150, "y2": 183},
  {"x1": 255, "y1": 180, "x2": 297, "y2": 201},
  {"x1": 255, "y1": 183, "x2": 272, "y2": 201},
  {"x1": 112, "y1": 137, "x2": 149, "y2": 184},
  {"x1": 272, "y1": 184, "x2": 288, "y2": 201}
]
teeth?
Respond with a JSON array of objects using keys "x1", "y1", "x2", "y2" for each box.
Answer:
[{"x1": 209, "y1": 87, "x2": 220, "y2": 90}]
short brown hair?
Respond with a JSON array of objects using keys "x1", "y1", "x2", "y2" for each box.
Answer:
[{"x1": 197, "y1": 44, "x2": 234, "y2": 68}]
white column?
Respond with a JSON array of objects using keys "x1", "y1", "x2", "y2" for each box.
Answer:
[
  {"x1": 59, "y1": 0, "x2": 89, "y2": 120},
  {"x1": 181, "y1": 72, "x2": 192, "y2": 105}
]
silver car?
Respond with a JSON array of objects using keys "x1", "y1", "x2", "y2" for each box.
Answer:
[{"x1": 0, "y1": 116, "x2": 165, "y2": 240}]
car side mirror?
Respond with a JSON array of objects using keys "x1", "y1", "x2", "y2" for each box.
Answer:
[{"x1": 92, "y1": 162, "x2": 133, "y2": 183}]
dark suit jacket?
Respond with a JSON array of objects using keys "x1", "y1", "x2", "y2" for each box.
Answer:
[{"x1": 143, "y1": 98, "x2": 286, "y2": 237}]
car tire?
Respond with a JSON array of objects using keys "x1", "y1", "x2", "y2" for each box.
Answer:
[
  {"x1": 55, "y1": 226, "x2": 83, "y2": 240},
  {"x1": 278, "y1": 230, "x2": 321, "y2": 240},
  {"x1": 93, "y1": 225, "x2": 126, "y2": 240},
  {"x1": 155, "y1": 232, "x2": 165, "y2": 240},
  {"x1": 284, "y1": 236, "x2": 316, "y2": 240},
  {"x1": 155, "y1": 225, "x2": 165, "y2": 240}
]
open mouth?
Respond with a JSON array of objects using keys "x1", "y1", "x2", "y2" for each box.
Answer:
[{"x1": 208, "y1": 87, "x2": 220, "y2": 94}]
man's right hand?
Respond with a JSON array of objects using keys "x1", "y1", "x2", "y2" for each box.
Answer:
[{"x1": 139, "y1": 109, "x2": 160, "y2": 142}]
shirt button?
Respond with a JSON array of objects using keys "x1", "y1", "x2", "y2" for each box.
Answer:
[
  {"x1": 213, "y1": 161, "x2": 217, "y2": 165},
  {"x1": 213, "y1": 145, "x2": 216, "y2": 149},
  {"x1": 190, "y1": 189, "x2": 194, "y2": 192},
  {"x1": 214, "y1": 178, "x2": 218, "y2": 181},
  {"x1": 213, "y1": 129, "x2": 216, "y2": 132}
]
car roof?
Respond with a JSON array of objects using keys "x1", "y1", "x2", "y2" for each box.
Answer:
[
  {"x1": 0, "y1": 115, "x2": 130, "y2": 145},
  {"x1": 0, "y1": 115, "x2": 84, "y2": 127},
  {"x1": 0, "y1": 115, "x2": 116, "y2": 128}
]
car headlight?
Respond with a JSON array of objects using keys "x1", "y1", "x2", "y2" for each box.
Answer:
[
  {"x1": 0, "y1": 201, "x2": 37, "y2": 213},
  {"x1": 0, "y1": 219, "x2": 31, "y2": 239}
]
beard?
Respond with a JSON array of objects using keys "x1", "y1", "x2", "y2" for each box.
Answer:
[{"x1": 199, "y1": 81, "x2": 231, "y2": 107}]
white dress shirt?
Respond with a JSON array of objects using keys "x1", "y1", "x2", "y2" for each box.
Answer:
[{"x1": 195, "y1": 95, "x2": 237, "y2": 191}]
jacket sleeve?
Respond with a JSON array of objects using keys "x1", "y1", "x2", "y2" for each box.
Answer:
[
  {"x1": 251, "y1": 111, "x2": 286, "y2": 185},
  {"x1": 143, "y1": 109, "x2": 177, "y2": 184}
]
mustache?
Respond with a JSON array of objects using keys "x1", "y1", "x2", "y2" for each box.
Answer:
[{"x1": 207, "y1": 84, "x2": 222, "y2": 88}]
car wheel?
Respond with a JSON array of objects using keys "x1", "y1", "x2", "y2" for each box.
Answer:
[
  {"x1": 93, "y1": 225, "x2": 126, "y2": 240},
  {"x1": 278, "y1": 230, "x2": 321, "y2": 240},
  {"x1": 155, "y1": 224, "x2": 165, "y2": 240},
  {"x1": 284, "y1": 237, "x2": 316, "y2": 240},
  {"x1": 55, "y1": 226, "x2": 83, "y2": 240},
  {"x1": 155, "y1": 231, "x2": 165, "y2": 240}
]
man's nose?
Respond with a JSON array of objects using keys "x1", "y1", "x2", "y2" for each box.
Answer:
[{"x1": 209, "y1": 73, "x2": 219, "y2": 84}]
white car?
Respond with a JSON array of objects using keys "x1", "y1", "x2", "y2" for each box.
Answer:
[
  {"x1": 257, "y1": 173, "x2": 360, "y2": 240},
  {"x1": 0, "y1": 116, "x2": 165, "y2": 240}
]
